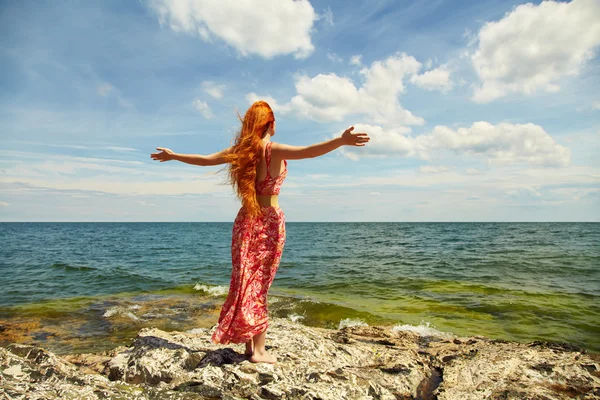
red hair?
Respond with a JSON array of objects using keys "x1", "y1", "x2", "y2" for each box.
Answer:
[{"x1": 224, "y1": 101, "x2": 275, "y2": 217}]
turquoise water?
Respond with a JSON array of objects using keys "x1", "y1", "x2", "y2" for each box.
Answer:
[{"x1": 1, "y1": 222, "x2": 599, "y2": 353}]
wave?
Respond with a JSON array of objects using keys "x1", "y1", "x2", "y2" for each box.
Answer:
[
  {"x1": 287, "y1": 313, "x2": 305, "y2": 323},
  {"x1": 392, "y1": 320, "x2": 453, "y2": 338},
  {"x1": 102, "y1": 304, "x2": 141, "y2": 321},
  {"x1": 193, "y1": 283, "x2": 228, "y2": 297},
  {"x1": 338, "y1": 318, "x2": 368, "y2": 329},
  {"x1": 50, "y1": 263, "x2": 96, "y2": 271}
]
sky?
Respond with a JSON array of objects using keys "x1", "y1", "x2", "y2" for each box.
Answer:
[{"x1": 0, "y1": 0, "x2": 599, "y2": 222}]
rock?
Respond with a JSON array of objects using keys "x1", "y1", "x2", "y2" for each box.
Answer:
[
  {"x1": 1, "y1": 318, "x2": 599, "y2": 399},
  {"x1": 0, "y1": 344, "x2": 148, "y2": 399}
]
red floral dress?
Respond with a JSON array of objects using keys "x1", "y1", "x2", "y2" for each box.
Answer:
[{"x1": 211, "y1": 142, "x2": 287, "y2": 344}]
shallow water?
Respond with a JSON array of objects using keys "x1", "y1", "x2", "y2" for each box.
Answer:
[{"x1": 1, "y1": 222, "x2": 598, "y2": 354}]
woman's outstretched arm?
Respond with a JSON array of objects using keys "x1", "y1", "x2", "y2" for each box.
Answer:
[
  {"x1": 150, "y1": 147, "x2": 232, "y2": 166},
  {"x1": 273, "y1": 126, "x2": 369, "y2": 160}
]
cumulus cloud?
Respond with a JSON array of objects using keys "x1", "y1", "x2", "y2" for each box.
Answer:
[
  {"x1": 148, "y1": 0, "x2": 317, "y2": 59},
  {"x1": 246, "y1": 92, "x2": 292, "y2": 114},
  {"x1": 410, "y1": 66, "x2": 453, "y2": 92},
  {"x1": 192, "y1": 100, "x2": 214, "y2": 119},
  {"x1": 339, "y1": 124, "x2": 423, "y2": 161},
  {"x1": 471, "y1": 0, "x2": 600, "y2": 103},
  {"x1": 255, "y1": 52, "x2": 428, "y2": 127},
  {"x1": 201, "y1": 81, "x2": 225, "y2": 99},
  {"x1": 289, "y1": 73, "x2": 364, "y2": 122},
  {"x1": 341, "y1": 122, "x2": 571, "y2": 167}
]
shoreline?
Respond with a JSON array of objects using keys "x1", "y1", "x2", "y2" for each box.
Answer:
[
  {"x1": 1, "y1": 287, "x2": 599, "y2": 357},
  {"x1": 1, "y1": 317, "x2": 599, "y2": 399}
]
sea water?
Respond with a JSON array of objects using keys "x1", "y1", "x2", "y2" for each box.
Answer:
[{"x1": 0, "y1": 222, "x2": 598, "y2": 354}]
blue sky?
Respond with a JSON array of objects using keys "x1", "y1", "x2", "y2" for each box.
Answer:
[{"x1": 1, "y1": 0, "x2": 599, "y2": 222}]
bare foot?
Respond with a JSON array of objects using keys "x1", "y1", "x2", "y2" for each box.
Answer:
[{"x1": 250, "y1": 351, "x2": 277, "y2": 364}]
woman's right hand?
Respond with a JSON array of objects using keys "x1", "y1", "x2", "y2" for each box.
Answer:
[
  {"x1": 150, "y1": 147, "x2": 176, "y2": 162},
  {"x1": 341, "y1": 126, "x2": 370, "y2": 146}
]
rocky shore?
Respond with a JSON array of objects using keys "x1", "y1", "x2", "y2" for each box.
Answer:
[{"x1": 1, "y1": 317, "x2": 599, "y2": 399}]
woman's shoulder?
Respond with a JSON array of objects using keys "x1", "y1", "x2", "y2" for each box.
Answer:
[
  {"x1": 269, "y1": 141, "x2": 288, "y2": 150},
  {"x1": 267, "y1": 142, "x2": 288, "y2": 162}
]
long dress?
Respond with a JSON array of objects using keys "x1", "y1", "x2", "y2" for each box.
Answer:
[{"x1": 211, "y1": 142, "x2": 288, "y2": 344}]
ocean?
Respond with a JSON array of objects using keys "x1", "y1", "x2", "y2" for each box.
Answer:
[{"x1": 0, "y1": 222, "x2": 598, "y2": 355}]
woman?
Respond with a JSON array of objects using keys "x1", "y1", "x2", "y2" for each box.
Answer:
[{"x1": 150, "y1": 100, "x2": 369, "y2": 363}]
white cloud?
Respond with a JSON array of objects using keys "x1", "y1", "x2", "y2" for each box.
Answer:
[
  {"x1": 471, "y1": 0, "x2": 600, "y2": 103},
  {"x1": 148, "y1": 0, "x2": 317, "y2": 59},
  {"x1": 327, "y1": 52, "x2": 343, "y2": 63},
  {"x1": 419, "y1": 165, "x2": 453, "y2": 173},
  {"x1": 341, "y1": 122, "x2": 571, "y2": 167},
  {"x1": 201, "y1": 81, "x2": 225, "y2": 99},
  {"x1": 0, "y1": 151, "x2": 229, "y2": 196},
  {"x1": 547, "y1": 187, "x2": 600, "y2": 202},
  {"x1": 96, "y1": 82, "x2": 133, "y2": 108},
  {"x1": 105, "y1": 146, "x2": 141, "y2": 153},
  {"x1": 0, "y1": 201, "x2": 9, "y2": 207},
  {"x1": 318, "y1": 7, "x2": 334, "y2": 26},
  {"x1": 422, "y1": 122, "x2": 571, "y2": 167},
  {"x1": 246, "y1": 93, "x2": 292, "y2": 114},
  {"x1": 506, "y1": 186, "x2": 542, "y2": 198},
  {"x1": 410, "y1": 66, "x2": 453, "y2": 92},
  {"x1": 339, "y1": 124, "x2": 424, "y2": 161},
  {"x1": 192, "y1": 100, "x2": 214, "y2": 119},
  {"x1": 289, "y1": 73, "x2": 362, "y2": 122},
  {"x1": 97, "y1": 83, "x2": 114, "y2": 96},
  {"x1": 136, "y1": 200, "x2": 157, "y2": 207},
  {"x1": 307, "y1": 174, "x2": 330, "y2": 180},
  {"x1": 259, "y1": 52, "x2": 426, "y2": 126},
  {"x1": 349, "y1": 55, "x2": 362, "y2": 66},
  {"x1": 592, "y1": 100, "x2": 600, "y2": 110},
  {"x1": 10, "y1": 141, "x2": 140, "y2": 152}
]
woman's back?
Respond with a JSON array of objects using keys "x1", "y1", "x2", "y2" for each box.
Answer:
[{"x1": 256, "y1": 141, "x2": 287, "y2": 196}]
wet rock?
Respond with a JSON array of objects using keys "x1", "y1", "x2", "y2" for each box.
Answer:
[
  {"x1": 379, "y1": 364, "x2": 410, "y2": 375},
  {"x1": 1, "y1": 318, "x2": 599, "y2": 399},
  {"x1": 531, "y1": 361, "x2": 554, "y2": 374},
  {"x1": 173, "y1": 380, "x2": 223, "y2": 397}
]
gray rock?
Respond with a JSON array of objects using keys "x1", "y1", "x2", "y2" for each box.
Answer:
[{"x1": 1, "y1": 318, "x2": 599, "y2": 399}]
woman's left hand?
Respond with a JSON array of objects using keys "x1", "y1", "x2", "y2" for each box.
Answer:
[
  {"x1": 150, "y1": 147, "x2": 176, "y2": 162},
  {"x1": 341, "y1": 126, "x2": 370, "y2": 146}
]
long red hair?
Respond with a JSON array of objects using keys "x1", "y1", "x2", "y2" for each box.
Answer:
[{"x1": 224, "y1": 101, "x2": 275, "y2": 217}]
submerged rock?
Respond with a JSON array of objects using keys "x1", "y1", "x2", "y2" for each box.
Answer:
[{"x1": 1, "y1": 318, "x2": 599, "y2": 399}]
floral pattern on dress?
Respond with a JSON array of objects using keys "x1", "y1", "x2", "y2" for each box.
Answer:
[{"x1": 210, "y1": 205, "x2": 286, "y2": 344}]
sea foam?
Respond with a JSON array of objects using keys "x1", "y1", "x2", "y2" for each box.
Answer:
[
  {"x1": 338, "y1": 318, "x2": 368, "y2": 329},
  {"x1": 392, "y1": 321, "x2": 453, "y2": 338},
  {"x1": 288, "y1": 313, "x2": 305, "y2": 323},
  {"x1": 193, "y1": 284, "x2": 228, "y2": 296},
  {"x1": 102, "y1": 305, "x2": 141, "y2": 321}
]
